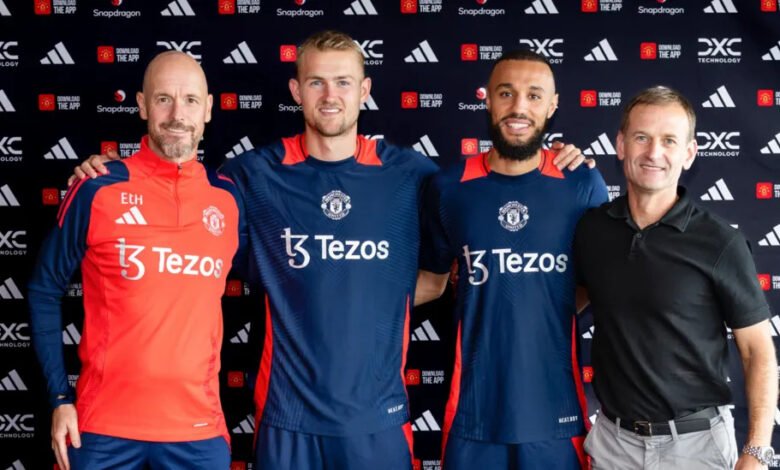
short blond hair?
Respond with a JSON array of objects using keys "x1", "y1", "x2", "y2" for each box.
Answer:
[{"x1": 295, "y1": 30, "x2": 365, "y2": 78}]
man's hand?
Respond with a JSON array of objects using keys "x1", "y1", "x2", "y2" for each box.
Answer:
[
  {"x1": 51, "y1": 404, "x2": 80, "y2": 470},
  {"x1": 550, "y1": 141, "x2": 596, "y2": 171},
  {"x1": 735, "y1": 454, "x2": 767, "y2": 469},
  {"x1": 67, "y1": 149, "x2": 120, "y2": 186}
]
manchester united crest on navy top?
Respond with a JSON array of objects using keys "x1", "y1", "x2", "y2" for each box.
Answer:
[
  {"x1": 202, "y1": 206, "x2": 225, "y2": 236},
  {"x1": 498, "y1": 201, "x2": 529, "y2": 231},
  {"x1": 321, "y1": 190, "x2": 352, "y2": 220}
]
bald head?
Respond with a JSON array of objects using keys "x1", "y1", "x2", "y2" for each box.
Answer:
[
  {"x1": 137, "y1": 51, "x2": 213, "y2": 162},
  {"x1": 142, "y1": 51, "x2": 207, "y2": 95}
]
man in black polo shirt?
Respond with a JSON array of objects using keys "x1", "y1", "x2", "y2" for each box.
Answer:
[{"x1": 574, "y1": 86, "x2": 777, "y2": 469}]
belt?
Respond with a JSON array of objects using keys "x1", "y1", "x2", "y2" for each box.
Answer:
[{"x1": 601, "y1": 407, "x2": 718, "y2": 437}]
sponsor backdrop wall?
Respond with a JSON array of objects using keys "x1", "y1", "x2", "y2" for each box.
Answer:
[{"x1": 0, "y1": 0, "x2": 779, "y2": 468}]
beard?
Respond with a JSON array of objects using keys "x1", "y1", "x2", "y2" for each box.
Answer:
[
  {"x1": 487, "y1": 112, "x2": 548, "y2": 162},
  {"x1": 150, "y1": 120, "x2": 198, "y2": 160}
]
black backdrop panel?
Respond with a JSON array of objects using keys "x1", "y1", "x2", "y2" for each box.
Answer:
[{"x1": 1, "y1": 1, "x2": 779, "y2": 468}]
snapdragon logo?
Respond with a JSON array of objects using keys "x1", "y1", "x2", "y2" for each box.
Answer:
[
  {"x1": 281, "y1": 228, "x2": 389, "y2": 269},
  {"x1": 462, "y1": 245, "x2": 568, "y2": 286}
]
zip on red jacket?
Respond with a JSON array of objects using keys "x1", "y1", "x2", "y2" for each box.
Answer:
[{"x1": 29, "y1": 136, "x2": 246, "y2": 444}]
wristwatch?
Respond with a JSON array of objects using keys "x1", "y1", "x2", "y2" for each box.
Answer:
[{"x1": 742, "y1": 444, "x2": 775, "y2": 466}]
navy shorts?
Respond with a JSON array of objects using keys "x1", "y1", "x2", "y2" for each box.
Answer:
[
  {"x1": 254, "y1": 423, "x2": 414, "y2": 470},
  {"x1": 443, "y1": 433, "x2": 586, "y2": 470},
  {"x1": 67, "y1": 432, "x2": 230, "y2": 470}
]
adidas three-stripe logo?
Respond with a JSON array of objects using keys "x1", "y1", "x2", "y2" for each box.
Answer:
[
  {"x1": 583, "y1": 133, "x2": 616, "y2": 155},
  {"x1": 582, "y1": 326, "x2": 595, "y2": 339},
  {"x1": 0, "y1": 184, "x2": 19, "y2": 206},
  {"x1": 44, "y1": 138, "x2": 78, "y2": 160},
  {"x1": 584, "y1": 39, "x2": 618, "y2": 62},
  {"x1": 769, "y1": 316, "x2": 780, "y2": 336},
  {"x1": 0, "y1": 0, "x2": 10, "y2": 16},
  {"x1": 762, "y1": 42, "x2": 780, "y2": 61},
  {"x1": 223, "y1": 42, "x2": 257, "y2": 64},
  {"x1": 0, "y1": 90, "x2": 15, "y2": 112},
  {"x1": 404, "y1": 41, "x2": 438, "y2": 63},
  {"x1": 411, "y1": 410, "x2": 440, "y2": 431},
  {"x1": 40, "y1": 42, "x2": 74, "y2": 65},
  {"x1": 5, "y1": 460, "x2": 24, "y2": 470},
  {"x1": 0, "y1": 370, "x2": 27, "y2": 391},
  {"x1": 161, "y1": 0, "x2": 195, "y2": 16},
  {"x1": 758, "y1": 224, "x2": 780, "y2": 247},
  {"x1": 226, "y1": 136, "x2": 254, "y2": 159},
  {"x1": 761, "y1": 132, "x2": 780, "y2": 154},
  {"x1": 413, "y1": 135, "x2": 439, "y2": 157},
  {"x1": 411, "y1": 320, "x2": 439, "y2": 341},
  {"x1": 360, "y1": 94, "x2": 379, "y2": 111},
  {"x1": 115, "y1": 206, "x2": 147, "y2": 225},
  {"x1": 702, "y1": 86, "x2": 735, "y2": 108},
  {"x1": 704, "y1": 0, "x2": 737, "y2": 13},
  {"x1": 63, "y1": 323, "x2": 81, "y2": 345},
  {"x1": 232, "y1": 414, "x2": 254, "y2": 433},
  {"x1": 344, "y1": 0, "x2": 377, "y2": 15},
  {"x1": 230, "y1": 322, "x2": 251, "y2": 343},
  {"x1": 700, "y1": 179, "x2": 734, "y2": 201},
  {"x1": 0, "y1": 278, "x2": 22, "y2": 300},
  {"x1": 524, "y1": 0, "x2": 558, "y2": 14}
]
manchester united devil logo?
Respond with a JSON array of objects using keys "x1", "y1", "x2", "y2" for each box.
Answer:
[
  {"x1": 498, "y1": 201, "x2": 529, "y2": 232},
  {"x1": 202, "y1": 206, "x2": 225, "y2": 236},
  {"x1": 321, "y1": 190, "x2": 352, "y2": 220}
]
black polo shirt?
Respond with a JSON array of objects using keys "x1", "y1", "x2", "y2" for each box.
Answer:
[{"x1": 574, "y1": 187, "x2": 770, "y2": 421}]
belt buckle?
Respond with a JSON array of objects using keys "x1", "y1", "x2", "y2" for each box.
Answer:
[{"x1": 633, "y1": 421, "x2": 653, "y2": 436}]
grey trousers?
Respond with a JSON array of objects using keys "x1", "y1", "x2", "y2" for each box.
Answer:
[{"x1": 584, "y1": 407, "x2": 738, "y2": 469}]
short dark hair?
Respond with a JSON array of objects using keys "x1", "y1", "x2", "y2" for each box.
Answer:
[
  {"x1": 620, "y1": 86, "x2": 696, "y2": 141},
  {"x1": 490, "y1": 49, "x2": 555, "y2": 86}
]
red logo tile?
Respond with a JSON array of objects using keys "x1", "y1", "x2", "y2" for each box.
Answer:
[{"x1": 580, "y1": 90, "x2": 597, "y2": 107}]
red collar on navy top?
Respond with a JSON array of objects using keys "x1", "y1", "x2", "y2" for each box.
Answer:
[
  {"x1": 460, "y1": 149, "x2": 563, "y2": 182},
  {"x1": 132, "y1": 135, "x2": 204, "y2": 178},
  {"x1": 281, "y1": 134, "x2": 382, "y2": 166}
]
